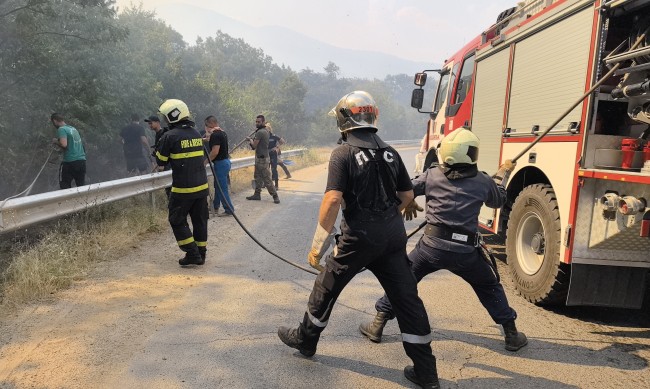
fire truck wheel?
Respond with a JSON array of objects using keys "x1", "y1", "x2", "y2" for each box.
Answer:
[{"x1": 506, "y1": 184, "x2": 569, "y2": 305}]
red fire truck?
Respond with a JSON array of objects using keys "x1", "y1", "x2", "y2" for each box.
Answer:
[{"x1": 411, "y1": 0, "x2": 650, "y2": 308}]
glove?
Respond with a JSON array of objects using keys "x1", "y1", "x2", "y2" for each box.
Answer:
[
  {"x1": 493, "y1": 159, "x2": 516, "y2": 186},
  {"x1": 402, "y1": 200, "x2": 424, "y2": 221},
  {"x1": 307, "y1": 223, "x2": 336, "y2": 271}
]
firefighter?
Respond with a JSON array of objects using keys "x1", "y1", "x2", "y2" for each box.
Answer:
[
  {"x1": 155, "y1": 99, "x2": 209, "y2": 266},
  {"x1": 277, "y1": 91, "x2": 440, "y2": 389},
  {"x1": 358, "y1": 127, "x2": 528, "y2": 352}
]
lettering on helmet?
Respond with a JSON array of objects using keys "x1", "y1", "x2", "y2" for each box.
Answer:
[
  {"x1": 355, "y1": 151, "x2": 369, "y2": 166},
  {"x1": 383, "y1": 151, "x2": 394, "y2": 163}
]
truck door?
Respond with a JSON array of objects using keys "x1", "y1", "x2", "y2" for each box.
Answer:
[
  {"x1": 445, "y1": 53, "x2": 476, "y2": 132},
  {"x1": 425, "y1": 62, "x2": 454, "y2": 152}
]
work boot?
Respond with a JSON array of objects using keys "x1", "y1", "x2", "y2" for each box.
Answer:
[
  {"x1": 198, "y1": 249, "x2": 207, "y2": 265},
  {"x1": 277, "y1": 326, "x2": 316, "y2": 357},
  {"x1": 285, "y1": 173, "x2": 292, "y2": 179},
  {"x1": 178, "y1": 252, "x2": 203, "y2": 266},
  {"x1": 503, "y1": 320, "x2": 528, "y2": 351},
  {"x1": 359, "y1": 311, "x2": 392, "y2": 343},
  {"x1": 274, "y1": 178, "x2": 279, "y2": 189},
  {"x1": 246, "y1": 191, "x2": 261, "y2": 200},
  {"x1": 273, "y1": 195, "x2": 280, "y2": 204},
  {"x1": 404, "y1": 365, "x2": 440, "y2": 389}
]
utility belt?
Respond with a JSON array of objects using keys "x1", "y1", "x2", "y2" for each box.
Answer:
[{"x1": 424, "y1": 224, "x2": 479, "y2": 247}]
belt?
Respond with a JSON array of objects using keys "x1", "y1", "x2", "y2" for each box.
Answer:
[{"x1": 424, "y1": 224, "x2": 479, "y2": 247}]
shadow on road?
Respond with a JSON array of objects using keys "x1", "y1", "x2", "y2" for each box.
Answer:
[
  {"x1": 460, "y1": 363, "x2": 580, "y2": 388},
  {"x1": 431, "y1": 328, "x2": 648, "y2": 370}
]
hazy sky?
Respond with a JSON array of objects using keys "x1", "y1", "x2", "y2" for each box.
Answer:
[{"x1": 115, "y1": 0, "x2": 518, "y2": 62}]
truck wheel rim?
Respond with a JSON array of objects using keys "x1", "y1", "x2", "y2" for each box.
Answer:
[{"x1": 516, "y1": 211, "x2": 545, "y2": 275}]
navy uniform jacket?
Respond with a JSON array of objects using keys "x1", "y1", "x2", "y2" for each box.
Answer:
[
  {"x1": 415, "y1": 165, "x2": 506, "y2": 253},
  {"x1": 155, "y1": 121, "x2": 208, "y2": 199}
]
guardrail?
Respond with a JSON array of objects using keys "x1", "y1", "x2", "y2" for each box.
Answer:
[
  {"x1": 0, "y1": 149, "x2": 306, "y2": 234},
  {"x1": 384, "y1": 139, "x2": 421, "y2": 147},
  {"x1": 0, "y1": 141, "x2": 420, "y2": 234}
]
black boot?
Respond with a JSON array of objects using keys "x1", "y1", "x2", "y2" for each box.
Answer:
[
  {"x1": 503, "y1": 320, "x2": 528, "y2": 351},
  {"x1": 277, "y1": 325, "x2": 317, "y2": 357},
  {"x1": 178, "y1": 251, "x2": 203, "y2": 266},
  {"x1": 274, "y1": 178, "x2": 279, "y2": 189},
  {"x1": 359, "y1": 311, "x2": 392, "y2": 343},
  {"x1": 273, "y1": 195, "x2": 280, "y2": 204},
  {"x1": 404, "y1": 365, "x2": 440, "y2": 389},
  {"x1": 246, "y1": 191, "x2": 261, "y2": 200},
  {"x1": 198, "y1": 248, "x2": 206, "y2": 265}
]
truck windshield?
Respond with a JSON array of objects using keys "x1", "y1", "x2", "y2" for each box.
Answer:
[{"x1": 433, "y1": 71, "x2": 450, "y2": 114}]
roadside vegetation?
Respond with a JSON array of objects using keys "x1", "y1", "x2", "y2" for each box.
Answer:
[
  {"x1": 0, "y1": 148, "x2": 327, "y2": 312},
  {"x1": 0, "y1": 1, "x2": 430, "y2": 200}
]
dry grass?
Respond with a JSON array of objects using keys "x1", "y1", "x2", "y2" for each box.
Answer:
[
  {"x1": 0, "y1": 196, "x2": 168, "y2": 310},
  {"x1": 0, "y1": 147, "x2": 327, "y2": 311}
]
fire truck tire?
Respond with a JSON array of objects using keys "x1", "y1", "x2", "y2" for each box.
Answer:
[{"x1": 506, "y1": 184, "x2": 569, "y2": 305}]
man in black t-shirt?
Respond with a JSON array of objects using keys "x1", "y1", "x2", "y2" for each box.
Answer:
[
  {"x1": 205, "y1": 116, "x2": 234, "y2": 216},
  {"x1": 146, "y1": 115, "x2": 171, "y2": 198},
  {"x1": 277, "y1": 91, "x2": 440, "y2": 389},
  {"x1": 120, "y1": 113, "x2": 150, "y2": 174}
]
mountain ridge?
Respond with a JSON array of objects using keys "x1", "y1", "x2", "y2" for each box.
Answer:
[{"x1": 151, "y1": 3, "x2": 435, "y2": 79}]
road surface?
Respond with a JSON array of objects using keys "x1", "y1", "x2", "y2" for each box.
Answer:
[{"x1": 1, "y1": 146, "x2": 649, "y2": 388}]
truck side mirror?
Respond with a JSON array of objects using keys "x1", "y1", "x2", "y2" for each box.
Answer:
[
  {"x1": 414, "y1": 73, "x2": 428, "y2": 87},
  {"x1": 411, "y1": 89, "x2": 424, "y2": 109}
]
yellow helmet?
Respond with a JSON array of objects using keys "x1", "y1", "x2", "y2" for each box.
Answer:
[
  {"x1": 439, "y1": 127, "x2": 480, "y2": 165},
  {"x1": 328, "y1": 91, "x2": 379, "y2": 133},
  {"x1": 159, "y1": 99, "x2": 190, "y2": 124}
]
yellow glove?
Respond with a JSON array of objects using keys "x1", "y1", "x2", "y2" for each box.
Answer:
[
  {"x1": 494, "y1": 159, "x2": 517, "y2": 186},
  {"x1": 308, "y1": 249, "x2": 325, "y2": 272},
  {"x1": 402, "y1": 200, "x2": 424, "y2": 221},
  {"x1": 307, "y1": 223, "x2": 336, "y2": 271}
]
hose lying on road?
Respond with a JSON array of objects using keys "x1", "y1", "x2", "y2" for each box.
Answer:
[
  {"x1": 205, "y1": 146, "x2": 428, "y2": 276},
  {"x1": 204, "y1": 145, "x2": 320, "y2": 275}
]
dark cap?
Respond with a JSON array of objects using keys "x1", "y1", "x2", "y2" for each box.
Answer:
[{"x1": 144, "y1": 115, "x2": 160, "y2": 123}]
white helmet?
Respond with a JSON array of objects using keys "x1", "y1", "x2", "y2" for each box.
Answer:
[
  {"x1": 328, "y1": 91, "x2": 379, "y2": 133},
  {"x1": 439, "y1": 127, "x2": 480, "y2": 165},
  {"x1": 159, "y1": 99, "x2": 190, "y2": 124}
]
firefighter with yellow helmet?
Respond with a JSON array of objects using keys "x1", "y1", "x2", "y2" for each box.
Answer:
[
  {"x1": 155, "y1": 99, "x2": 209, "y2": 266},
  {"x1": 277, "y1": 91, "x2": 440, "y2": 388},
  {"x1": 359, "y1": 126, "x2": 528, "y2": 354}
]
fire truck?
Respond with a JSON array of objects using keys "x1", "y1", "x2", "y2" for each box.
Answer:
[{"x1": 411, "y1": 0, "x2": 650, "y2": 308}]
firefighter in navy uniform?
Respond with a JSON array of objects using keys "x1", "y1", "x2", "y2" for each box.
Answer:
[
  {"x1": 359, "y1": 127, "x2": 528, "y2": 352},
  {"x1": 277, "y1": 91, "x2": 440, "y2": 389},
  {"x1": 155, "y1": 99, "x2": 209, "y2": 266}
]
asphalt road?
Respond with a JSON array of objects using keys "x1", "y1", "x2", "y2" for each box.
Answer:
[{"x1": 0, "y1": 146, "x2": 649, "y2": 389}]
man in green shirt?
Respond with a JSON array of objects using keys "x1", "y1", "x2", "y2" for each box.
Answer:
[{"x1": 51, "y1": 113, "x2": 87, "y2": 189}]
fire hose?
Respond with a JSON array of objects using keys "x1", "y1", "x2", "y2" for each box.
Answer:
[
  {"x1": 207, "y1": 31, "x2": 650, "y2": 277},
  {"x1": 204, "y1": 144, "x2": 427, "y2": 276},
  {"x1": 203, "y1": 144, "x2": 320, "y2": 275}
]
